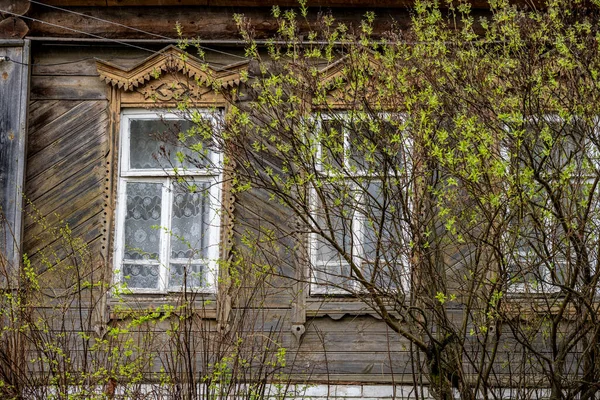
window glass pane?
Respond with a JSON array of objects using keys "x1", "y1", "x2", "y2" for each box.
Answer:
[
  {"x1": 514, "y1": 118, "x2": 585, "y2": 175},
  {"x1": 347, "y1": 121, "x2": 398, "y2": 172},
  {"x1": 507, "y1": 214, "x2": 567, "y2": 291},
  {"x1": 508, "y1": 219, "x2": 538, "y2": 287},
  {"x1": 347, "y1": 121, "x2": 369, "y2": 170},
  {"x1": 170, "y1": 181, "x2": 210, "y2": 260},
  {"x1": 507, "y1": 251, "x2": 550, "y2": 291},
  {"x1": 168, "y1": 263, "x2": 206, "y2": 289},
  {"x1": 122, "y1": 264, "x2": 160, "y2": 290},
  {"x1": 124, "y1": 182, "x2": 162, "y2": 260},
  {"x1": 315, "y1": 233, "x2": 350, "y2": 265},
  {"x1": 313, "y1": 262, "x2": 352, "y2": 291},
  {"x1": 359, "y1": 181, "x2": 401, "y2": 261},
  {"x1": 361, "y1": 181, "x2": 384, "y2": 261},
  {"x1": 129, "y1": 119, "x2": 213, "y2": 170},
  {"x1": 359, "y1": 181, "x2": 405, "y2": 290},
  {"x1": 314, "y1": 187, "x2": 353, "y2": 264},
  {"x1": 320, "y1": 120, "x2": 344, "y2": 169},
  {"x1": 313, "y1": 184, "x2": 354, "y2": 290}
]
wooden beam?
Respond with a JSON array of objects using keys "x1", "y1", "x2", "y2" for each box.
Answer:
[
  {"x1": 0, "y1": 0, "x2": 31, "y2": 16},
  {"x1": 25, "y1": 6, "x2": 420, "y2": 39},
  {"x1": 26, "y1": 5, "x2": 498, "y2": 39},
  {"x1": 39, "y1": 0, "x2": 410, "y2": 6},
  {"x1": 36, "y1": 0, "x2": 513, "y2": 7},
  {"x1": 107, "y1": 0, "x2": 207, "y2": 5},
  {"x1": 0, "y1": 17, "x2": 29, "y2": 39},
  {"x1": 0, "y1": 40, "x2": 30, "y2": 280},
  {"x1": 35, "y1": 0, "x2": 539, "y2": 8},
  {"x1": 106, "y1": 0, "x2": 405, "y2": 5},
  {"x1": 33, "y1": 1, "x2": 107, "y2": 5}
]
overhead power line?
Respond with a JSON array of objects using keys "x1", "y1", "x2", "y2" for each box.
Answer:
[
  {"x1": 0, "y1": 8, "x2": 253, "y2": 76},
  {"x1": 25, "y1": 0, "x2": 250, "y2": 61},
  {"x1": 0, "y1": 9, "x2": 160, "y2": 54}
]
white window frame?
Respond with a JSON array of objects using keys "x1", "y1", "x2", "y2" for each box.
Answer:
[
  {"x1": 502, "y1": 115, "x2": 588, "y2": 294},
  {"x1": 113, "y1": 109, "x2": 222, "y2": 294},
  {"x1": 309, "y1": 113, "x2": 411, "y2": 295}
]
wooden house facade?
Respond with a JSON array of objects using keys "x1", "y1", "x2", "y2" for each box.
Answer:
[{"x1": 0, "y1": 1, "x2": 594, "y2": 399}]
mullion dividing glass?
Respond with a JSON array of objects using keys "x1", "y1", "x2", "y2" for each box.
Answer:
[{"x1": 159, "y1": 178, "x2": 173, "y2": 292}]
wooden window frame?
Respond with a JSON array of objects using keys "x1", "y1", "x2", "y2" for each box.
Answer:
[
  {"x1": 96, "y1": 46, "x2": 247, "y2": 322},
  {"x1": 309, "y1": 113, "x2": 412, "y2": 296},
  {"x1": 502, "y1": 115, "x2": 592, "y2": 294},
  {"x1": 113, "y1": 109, "x2": 222, "y2": 295}
]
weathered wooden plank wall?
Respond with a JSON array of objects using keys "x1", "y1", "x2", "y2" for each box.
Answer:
[
  {"x1": 23, "y1": 43, "x2": 109, "y2": 274},
  {"x1": 0, "y1": 39, "x2": 29, "y2": 277},
  {"x1": 18, "y1": 42, "x2": 478, "y2": 386},
  {"x1": 20, "y1": 43, "x2": 413, "y2": 383},
  {"x1": 233, "y1": 187, "x2": 300, "y2": 308},
  {"x1": 292, "y1": 315, "x2": 416, "y2": 382}
]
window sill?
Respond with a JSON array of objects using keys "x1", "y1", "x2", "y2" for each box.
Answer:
[{"x1": 107, "y1": 292, "x2": 218, "y2": 320}]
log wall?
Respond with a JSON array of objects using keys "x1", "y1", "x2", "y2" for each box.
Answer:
[
  {"x1": 19, "y1": 41, "x2": 432, "y2": 385},
  {"x1": 24, "y1": 43, "x2": 110, "y2": 269},
  {"x1": 21, "y1": 37, "x2": 572, "y2": 391}
]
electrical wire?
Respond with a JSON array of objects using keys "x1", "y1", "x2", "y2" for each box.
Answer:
[
  {"x1": 0, "y1": 8, "x2": 254, "y2": 76},
  {"x1": 0, "y1": 9, "x2": 160, "y2": 54},
  {"x1": 1, "y1": 56, "x2": 96, "y2": 66},
  {"x1": 26, "y1": 0, "x2": 250, "y2": 61},
  {"x1": 0, "y1": 54, "x2": 241, "y2": 67},
  {"x1": 0, "y1": 52, "x2": 254, "y2": 77}
]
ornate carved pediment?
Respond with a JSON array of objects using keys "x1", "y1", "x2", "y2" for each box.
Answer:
[
  {"x1": 316, "y1": 51, "x2": 384, "y2": 109},
  {"x1": 318, "y1": 56, "x2": 351, "y2": 90},
  {"x1": 136, "y1": 78, "x2": 213, "y2": 102},
  {"x1": 96, "y1": 45, "x2": 248, "y2": 105},
  {"x1": 318, "y1": 50, "x2": 382, "y2": 88}
]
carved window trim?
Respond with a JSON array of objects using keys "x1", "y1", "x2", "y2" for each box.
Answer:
[
  {"x1": 308, "y1": 113, "x2": 412, "y2": 297},
  {"x1": 300, "y1": 54, "x2": 413, "y2": 320},
  {"x1": 97, "y1": 45, "x2": 247, "y2": 319},
  {"x1": 113, "y1": 109, "x2": 223, "y2": 294}
]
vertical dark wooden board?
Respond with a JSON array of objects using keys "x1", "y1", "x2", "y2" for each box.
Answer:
[{"x1": 0, "y1": 40, "x2": 29, "y2": 277}]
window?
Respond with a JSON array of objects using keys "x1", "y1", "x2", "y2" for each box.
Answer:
[
  {"x1": 504, "y1": 208, "x2": 564, "y2": 293},
  {"x1": 309, "y1": 115, "x2": 411, "y2": 295},
  {"x1": 503, "y1": 116, "x2": 588, "y2": 293},
  {"x1": 114, "y1": 110, "x2": 221, "y2": 293}
]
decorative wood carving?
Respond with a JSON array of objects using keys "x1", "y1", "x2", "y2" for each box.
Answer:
[
  {"x1": 137, "y1": 80, "x2": 210, "y2": 101},
  {"x1": 318, "y1": 56, "x2": 352, "y2": 90},
  {"x1": 98, "y1": 46, "x2": 245, "y2": 321},
  {"x1": 96, "y1": 45, "x2": 248, "y2": 107},
  {"x1": 216, "y1": 149, "x2": 237, "y2": 331},
  {"x1": 316, "y1": 51, "x2": 383, "y2": 109}
]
